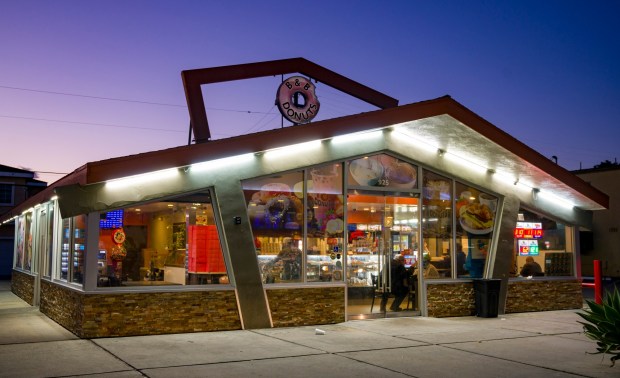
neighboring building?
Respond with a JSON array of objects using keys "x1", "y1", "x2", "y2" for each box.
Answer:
[
  {"x1": 0, "y1": 165, "x2": 47, "y2": 279},
  {"x1": 574, "y1": 165, "x2": 620, "y2": 278},
  {"x1": 0, "y1": 58, "x2": 609, "y2": 338}
]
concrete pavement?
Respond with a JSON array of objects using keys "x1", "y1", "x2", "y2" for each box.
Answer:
[{"x1": 0, "y1": 280, "x2": 618, "y2": 377}]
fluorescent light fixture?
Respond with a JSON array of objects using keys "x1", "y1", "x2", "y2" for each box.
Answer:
[
  {"x1": 537, "y1": 190, "x2": 575, "y2": 209},
  {"x1": 331, "y1": 130, "x2": 383, "y2": 144},
  {"x1": 106, "y1": 168, "x2": 179, "y2": 189},
  {"x1": 190, "y1": 153, "x2": 255, "y2": 173},
  {"x1": 263, "y1": 140, "x2": 322, "y2": 159}
]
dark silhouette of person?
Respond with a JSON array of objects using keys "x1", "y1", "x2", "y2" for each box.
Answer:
[
  {"x1": 380, "y1": 255, "x2": 410, "y2": 312},
  {"x1": 520, "y1": 256, "x2": 543, "y2": 277}
]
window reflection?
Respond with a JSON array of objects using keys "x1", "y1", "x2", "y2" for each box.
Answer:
[
  {"x1": 244, "y1": 171, "x2": 305, "y2": 284},
  {"x1": 421, "y1": 171, "x2": 452, "y2": 279}
]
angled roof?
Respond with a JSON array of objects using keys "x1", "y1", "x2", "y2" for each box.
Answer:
[{"x1": 0, "y1": 93, "x2": 609, "y2": 222}]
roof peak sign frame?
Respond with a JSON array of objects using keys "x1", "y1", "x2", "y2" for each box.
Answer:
[{"x1": 181, "y1": 57, "x2": 399, "y2": 143}]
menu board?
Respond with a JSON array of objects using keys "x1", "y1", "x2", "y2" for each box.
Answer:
[
  {"x1": 518, "y1": 239, "x2": 540, "y2": 256},
  {"x1": 514, "y1": 222, "x2": 543, "y2": 239},
  {"x1": 100, "y1": 210, "x2": 124, "y2": 229}
]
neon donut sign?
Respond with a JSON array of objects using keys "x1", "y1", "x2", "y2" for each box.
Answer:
[{"x1": 275, "y1": 76, "x2": 320, "y2": 124}]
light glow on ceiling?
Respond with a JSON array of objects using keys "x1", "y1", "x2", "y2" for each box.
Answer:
[
  {"x1": 331, "y1": 130, "x2": 383, "y2": 144},
  {"x1": 190, "y1": 153, "x2": 255, "y2": 173},
  {"x1": 263, "y1": 140, "x2": 322, "y2": 159},
  {"x1": 105, "y1": 168, "x2": 180, "y2": 189}
]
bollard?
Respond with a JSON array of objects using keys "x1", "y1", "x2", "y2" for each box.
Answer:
[
  {"x1": 593, "y1": 259, "x2": 602, "y2": 305},
  {"x1": 581, "y1": 259, "x2": 603, "y2": 304}
]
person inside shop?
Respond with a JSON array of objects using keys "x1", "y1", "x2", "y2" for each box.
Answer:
[
  {"x1": 270, "y1": 237, "x2": 302, "y2": 281},
  {"x1": 456, "y1": 243, "x2": 468, "y2": 275},
  {"x1": 520, "y1": 256, "x2": 544, "y2": 277},
  {"x1": 380, "y1": 254, "x2": 410, "y2": 312},
  {"x1": 413, "y1": 254, "x2": 440, "y2": 279}
]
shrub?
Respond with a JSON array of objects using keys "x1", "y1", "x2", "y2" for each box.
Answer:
[{"x1": 577, "y1": 287, "x2": 620, "y2": 366}]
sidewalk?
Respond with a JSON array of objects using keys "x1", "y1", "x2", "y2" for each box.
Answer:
[{"x1": 0, "y1": 280, "x2": 617, "y2": 378}]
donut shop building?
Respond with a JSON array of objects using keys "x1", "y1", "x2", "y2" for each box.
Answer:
[{"x1": 1, "y1": 58, "x2": 608, "y2": 338}]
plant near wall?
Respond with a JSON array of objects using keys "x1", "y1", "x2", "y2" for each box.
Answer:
[{"x1": 577, "y1": 288, "x2": 620, "y2": 366}]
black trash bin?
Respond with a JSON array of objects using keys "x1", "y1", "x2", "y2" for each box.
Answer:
[{"x1": 473, "y1": 279, "x2": 501, "y2": 318}]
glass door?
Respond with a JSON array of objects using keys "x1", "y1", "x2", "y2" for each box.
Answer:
[{"x1": 346, "y1": 192, "x2": 420, "y2": 319}]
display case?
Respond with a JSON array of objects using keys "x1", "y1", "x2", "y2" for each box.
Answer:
[
  {"x1": 544, "y1": 252, "x2": 573, "y2": 276},
  {"x1": 347, "y1": 254, "x2": 378, "y2": 286},
  {"x1": 307, "y1": 255, "x2": 340, "y2": 282}
]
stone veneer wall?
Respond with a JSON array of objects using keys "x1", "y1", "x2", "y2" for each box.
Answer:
[
  {"x1": 40, "y1": 281, "x2": 242, "y2": 338},
  {"x1": 267, "y1": 286, "x2": 345, "y2": 327},
  {"x1": 39, "y1": 280, "x2": 84, "y2": 333},
  {"x1": 505, "y1": 279, "x2": 583, "y2": 313},
  {"x1": 426, "y1": 282, "x2": 476, "y2": 317},
  {"x1": 11, "y1": 269, "x2": 35, "y2": 305}
]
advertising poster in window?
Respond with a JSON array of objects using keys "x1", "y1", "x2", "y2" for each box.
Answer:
[
  {"x1": 307, "y1": 163, "x2": 344, "y2": 237},
  {"x1": 244, "y1": 172, "x2": 304, "y2": 232},
  {"x1": 348, "y1": 154, "x2": 417, "y2": 190},
  {"x1": 455, "y1": 182, "x2": 498, "y2": 278}
]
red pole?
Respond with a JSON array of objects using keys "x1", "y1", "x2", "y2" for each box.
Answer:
[{"x1": 593, "y1": 259, "x2": 603, "y2": 305}]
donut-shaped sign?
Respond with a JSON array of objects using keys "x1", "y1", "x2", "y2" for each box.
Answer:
[
  {"x1": 112, "y1": 228, "x2": 126, "y2": 244},
  {"x1": 276, "y1": 76, "x2": 320, "y2": 124}
]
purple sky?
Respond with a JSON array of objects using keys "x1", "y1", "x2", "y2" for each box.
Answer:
[{"x1": 1, "y1": 1, "x2": 619, "y2": 185}]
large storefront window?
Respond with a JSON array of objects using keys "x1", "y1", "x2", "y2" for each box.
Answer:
[
  {"x1": 45, "y1": 203, "x2": 55, "y2": 278},
  {"x1": 455, "y1": 181, "x2": 498, "y2": 278},
  {"x1": 244, "y1": 166, "x2": 346, "y2": 284},
  {"x1": 421, "y1": 171, "x2": 452, "y2": 279},
  {"x1": 15, "y1": 215, "x2": 25, "y2": 270},
  {"x1": 307, "y1": 163, "x2": 345, "y2": 282},
  {"x1": 34, "y1": 205, "x2": 48, "y2": 275},
  {"x1": 512, "y1": 208, "x2": 573, "y2": 277},
  {"x1": 15, "y1": 212, "x2": 33, "y2": 271},
  {"x1": 97, "y1": 190, "x2": 226, "y2": 287},
  {"x1": 245, "y1": 171, "x2": 306, "y2": 284},
  {"x1": 59, "y1": 214, "x2": 86, "y2": 283}
]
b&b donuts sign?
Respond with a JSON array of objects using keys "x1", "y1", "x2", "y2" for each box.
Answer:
[{"x1": 276, "y1": 76, "x2": 320, "y2": 124}]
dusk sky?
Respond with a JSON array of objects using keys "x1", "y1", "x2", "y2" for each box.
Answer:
[{"x1": 1, "y1": 1, "x2": 619, "y2": 185}]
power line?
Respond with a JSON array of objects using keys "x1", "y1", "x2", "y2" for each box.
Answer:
[
  {"x1": 0, "y1": 115, "x2": 185, "y2": 133},
  {"x1": 35, "y1": 171, "x2": 69, "y2": 175},
  {"x1": 0, "y1": 84, "x2": 186, "y2": 108},
  {"x1": 0, "y1": 84, "x2": 275, "y2": 114}
]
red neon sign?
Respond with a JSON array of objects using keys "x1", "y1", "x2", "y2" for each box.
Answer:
[{"x1": 514, "y1": 228, "x2": 543, "y2": 239}]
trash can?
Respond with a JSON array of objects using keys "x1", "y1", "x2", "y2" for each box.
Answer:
[{"x1": 473, "y1": 279, "x2": 501, "y2": 318}]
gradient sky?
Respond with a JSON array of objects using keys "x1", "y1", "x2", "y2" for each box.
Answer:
[{"x1": 1, "y1": 1, "x2": 619, "y2": 185}]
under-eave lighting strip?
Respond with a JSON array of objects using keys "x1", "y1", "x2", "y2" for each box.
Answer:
[
  {"x1": 263, "y1": 140, "x2": 322, "y2": 159},
  {"x1": 393, "y1": 128, "x2": 576, "y2": 209},
  {"x1": 105, "y1": 168, "x2": 180, "y2": 189}
]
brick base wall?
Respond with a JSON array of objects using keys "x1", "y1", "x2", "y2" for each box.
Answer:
[
  {"x1": 426, "y1": 282, "x2": 476, "y2": 317},
  {"x1": 267, "y1": 286, "x2": 345, "y2": 327},
  {"x1": 505, "y1": 279, "x2": 583, "y2": 313},
  {"x1": 11, "y1": 270, "x2": 34, "y2": 305},
  {"x1": 40, "y1": 281, "x2": 241, "y2": 338}
]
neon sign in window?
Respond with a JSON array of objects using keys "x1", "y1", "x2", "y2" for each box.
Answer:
[
  {"x1": 100, "y1": 210, "x2": 124, "y2": 229},
  {"x1": 514, "y1": 222, "x2": 543, "y2": 239}
]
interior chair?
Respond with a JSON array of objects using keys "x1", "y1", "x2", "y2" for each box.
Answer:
[{"x1": 370, "y1": 273, "x2": 389, "y2": 312}]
